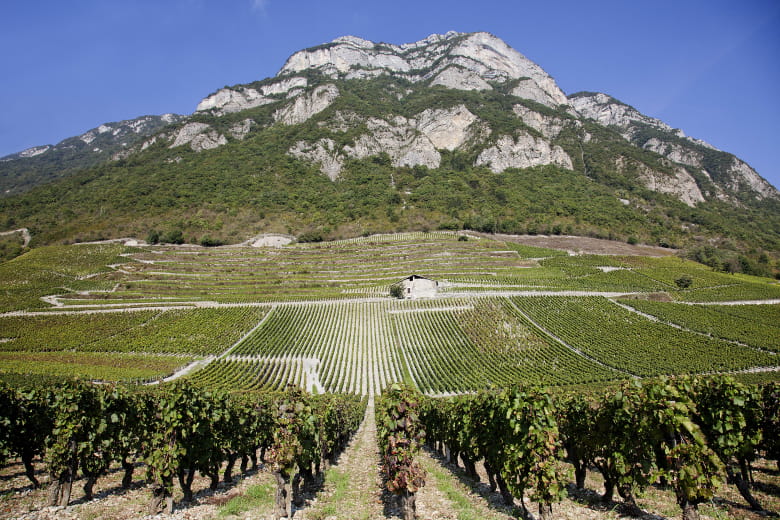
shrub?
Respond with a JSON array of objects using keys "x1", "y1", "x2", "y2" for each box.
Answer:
[
  {"x1": 675, "y1": 275, "x2": 693, "y2": 289},
  {"x1": 390, "y1": 283, "x2": 404, "y2": 299}
]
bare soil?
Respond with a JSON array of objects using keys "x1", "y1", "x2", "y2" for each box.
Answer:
[{"x1": 474, "y1": 232, "x2": 678, "y2": 257}]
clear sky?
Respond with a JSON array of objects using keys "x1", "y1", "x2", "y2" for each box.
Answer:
[{"x1": 1, "y1": 0, "x2": 778, "y2": 188}]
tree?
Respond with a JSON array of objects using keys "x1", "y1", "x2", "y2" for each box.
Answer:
[
  {"x1": 762, "y1": 383, "x2": 780, "y2": 471},
  {"x1": 642, "y1": 378, "x2": 723, "y2": 520},
  {"x1": 390, "y1": 283, "x2": 404, "y2": 299},
  {"x1": 46, "y1": 380, "x2": 104, "y2": 506},
  {"x1": 143, "y1": 381, "x2": 221, "y2": 514},
  {"x1": 267, "y1": 385, "x2": 316, "y2": 519},
  {"x1": 559, "y1": 394, "x2": 596, "y2": 490},
  {"x1": 592, "y1": 382, "x2": 654, "y2": 510},
  {"x1": 675, "y1": 275, "x2": 693, "y2": 289}
]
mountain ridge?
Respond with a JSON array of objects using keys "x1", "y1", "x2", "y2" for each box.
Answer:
[{"x1": 0, "y1": 32, "x2": 778, "y2": 270}]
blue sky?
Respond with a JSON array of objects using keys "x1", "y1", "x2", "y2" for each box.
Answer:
[{"x1": 1, "y1": 0, "x2": 778, "y2": 188}]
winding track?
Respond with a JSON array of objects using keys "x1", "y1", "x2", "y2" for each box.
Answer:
[{"x1": 0, "y1": 228, "x2": 30, "y2": 248}]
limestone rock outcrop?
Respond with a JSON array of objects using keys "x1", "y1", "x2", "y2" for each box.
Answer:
[
  {"x1": 273, "y1": 84, "x2": 340, "y2": 125},
  {"x1": 476, "y1": 133, "x2": 573, "y2": 173},
  {"x1": 570, "y1": 92, "x2": 680, "y2": 142},
  {"x1": 430, "y1": 66, "x2": 492, "y2": 91},
  {"x1": 615, "y1": 156, "x2": 704, "y2": 207},
  {"x1": 288, "y1": 104, "x2": 487, "y2": 179},
  {"x1": 170, "y1": 123, "x2": 210, "y2": 149},
  {"x1": 279, "y1": 32, "x2": 568, "y2": 107},
  {"x1": 512, "y1": 105, "x2": 574, "y2": 139},
  {"x1": 169, "y1": 122, "x2": 228, "y2": 152},
  {"x1": 345, "y1": 116, "x2": 441, "y2": 169},
  {"x1": 196, "y1": 77, "x2": 308, "y2": 115},
  {"x1": 726, "y1": 158, "x2": 777, "y2": 199},
  {"x1": 288, "y1": 139, "x2": 344, "y2": 181},
  {"x1": 416, "y1": 105, "x2": 483, "y2": 150},
  {"x1": 229, "y1": 119, "x2": 254, "y2": 140},
  {"x1": 643, "y1": 138, "x2": 705, "y2": 169}
]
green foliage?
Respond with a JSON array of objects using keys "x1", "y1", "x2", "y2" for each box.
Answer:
[
  {"x1": 160, "y1": 229, "x2": 184, "y2": 245},
  {"x1": 0, "y1": 115, "x2": 182, "y2": 198},
  {"x1": 0, "y1": 243, "x2": 129, "y2": 312},
  {"x1": 199, "y1": 235, "x2": 226, "y2": 247},
  {"x1": 694, "y1": 377, "x2": 762, "y2": 465},
  {"x1": 0, "y1": 382, "x2": 53, "y2": 487},
  {"x1": 267, "y1": 385, "x2": 317, "y2": 476},
  {"x1": 143, "y1": 380, "x2": 222, "y2": 503},
  {"x1": 502, "y1": 386, "x2": 569, "y2": 517},
  {"x1": 558, "y1": 394, "x2": 595, "y2": 488},
  {"x1": 685, "y1": 245, "x2": 773, "y2": 277},
  {"x1": 592, "y1": 382, "x2": 655, "y2": 502},
  {"x1": 675, "y1": 275, "x2": 693, "y2": 289},
  {"x1": 621, "y1": 300, "x2": 780, "y2": 353},
  {"x1": 641, "y1": 378, "x2": 724, "y2": 513},
  {"x1": 511, "y1": 296, "x2": 775, "y2": 376},
  {"x1": 0, "y1": 307, "x2": 267, "y2": 356},
  {"x1": 389, "y1": 283, "x2": 404, "y2": 299},
  {"x1": 45, "y1": 379, "x2": 112, "y2": 505},
  {"x1": 761, "y1": 383, "x2": 780, "y2": 466},
  {"x1": 377, "y1": 383, "x2": 426, "y2": 495}
]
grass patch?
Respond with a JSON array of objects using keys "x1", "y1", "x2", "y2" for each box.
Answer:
[
  {"x1": 421, "y1": 454, "x2": 496, "y2": 520},
  {"x1": 217, "y1": 480, "x2": 275, "y2": 517},
  {"x1": 307, "y1": 467, "x2": 352, "y2": 519}
]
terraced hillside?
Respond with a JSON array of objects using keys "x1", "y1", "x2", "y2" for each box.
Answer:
[{"x1": 1, "y1": 232, "x2": 778, "y2": 389}]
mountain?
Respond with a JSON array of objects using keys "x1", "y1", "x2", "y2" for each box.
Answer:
[
  {"x1": 0, "y1": 114, "x2": 185, "y2": 197},
  {"x1": 0, "y1": 31, "x2": 778, "y2": 267}
]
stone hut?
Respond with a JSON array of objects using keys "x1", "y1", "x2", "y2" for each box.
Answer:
[{"x1": 399, "y1": 275, "x2": 438, "y2": 299}]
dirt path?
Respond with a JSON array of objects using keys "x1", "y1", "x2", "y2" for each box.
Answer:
[
  {"x1": 473, "y1": 232, "x2": 677, "y2": 257},
  {"x1": 302, "y1": 399, "x2": 523, "y2": 520},
  {"x1": 0, "y1": 228, "x2": 31, "y2": 248},
  {"x1": 301, "y1": 397, "x2": 390, "y2": 519}
]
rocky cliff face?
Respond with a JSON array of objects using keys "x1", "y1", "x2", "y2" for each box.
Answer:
[
  {"x1": 195, "y1": 77, "x2": 308, "y2": 115},
  {"x1": 476, "y1": 134, "x2": 573, "y2": 173},
  {"x1": 279, "y1": 32, "x2": 568, "y2": 108},
  {"x1": 288, "y1": 104, "x2": 488, "y2": 179}
]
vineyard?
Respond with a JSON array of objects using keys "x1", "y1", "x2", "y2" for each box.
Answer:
[
  {"x1": 1, "y1": 232, "x2": 779, "y2": 518},
  {"x1": 1, "y1": 232, "x2": 778, "y2": 389}
]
